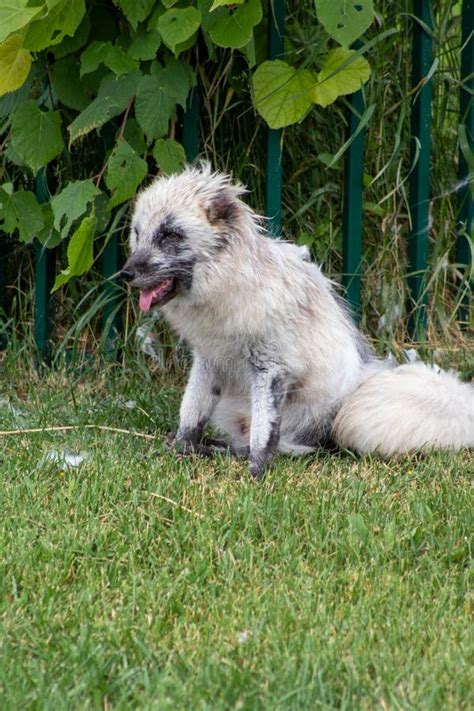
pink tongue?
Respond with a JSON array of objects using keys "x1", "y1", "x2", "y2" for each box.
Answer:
[{"x1": 139, "y1": 289, "x2": 154, "y2": 313}]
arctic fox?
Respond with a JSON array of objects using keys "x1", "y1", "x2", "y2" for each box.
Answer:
[{"x1": 121, "y1": 163, "x2": 473, "y2": 476}]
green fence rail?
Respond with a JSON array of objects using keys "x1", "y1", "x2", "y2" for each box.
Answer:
[{"x1": 1, "y1": 0, "x2": 473, "y2": 359}]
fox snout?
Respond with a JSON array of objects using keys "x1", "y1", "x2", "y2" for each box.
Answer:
[
  {"x1": 118, "y1": 266, "x2": 135, "y2": 282},
  {"x1": 119, "y1": 252, "x2": 156, "y2": 287},
  {"x1": 120, "y1": 248, "x2": 196, "y2": 310}
]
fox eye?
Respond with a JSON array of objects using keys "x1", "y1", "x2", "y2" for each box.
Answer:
[{"x1": 153, "y1": 230, "x2": 181, "y2": 246}]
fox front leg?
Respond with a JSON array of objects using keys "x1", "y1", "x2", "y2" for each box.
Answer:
[
  {"x1": 173, "y1": 354, "x2": 220, "y2": 452},
  {"x1": 248, "y1": 366, "x2": 287, "y2": 478}
]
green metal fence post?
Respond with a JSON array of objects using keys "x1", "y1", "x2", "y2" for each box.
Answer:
[
  {"x1": 34, "y1": 169, "x2": 55, "y2": 362},
  {"x1": 183, "y1": 86, "x2": 200, "y2": 162},
  {"x1": 342, "y1": 89, "x2": 365, "y2": 321},
  {"x1": 408, "y1": 1, "x2": 433, "y2": 340},
  {"x1": 265, "y1": 0, "x2": 285, "y2": 236},
  {"x1": 456, "y1": 0, "x2": 473, "y2": 324}
]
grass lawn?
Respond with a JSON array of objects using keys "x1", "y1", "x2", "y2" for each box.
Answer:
[{"x1": 0, "y1": 360, "x2": 472, "y2": 710}]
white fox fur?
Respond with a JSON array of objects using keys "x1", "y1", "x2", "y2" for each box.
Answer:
[
  {"x1": 333, "y1": 363, "x2": 474, "y2": 456},
  {"x1": 124, "y1": 163, "x2": 473, "y2": 475}
]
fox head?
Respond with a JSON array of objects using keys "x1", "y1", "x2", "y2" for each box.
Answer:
[{"x1": 120, "y1": 162, "x2": 255, "y2": 312}]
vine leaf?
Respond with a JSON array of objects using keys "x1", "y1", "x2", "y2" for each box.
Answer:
[
  {"x1": 50, "y1": 180, "x2": 101, "y2": 240},
  {"x1": 158, "y1": 7, "x2": 201, "y2": 54},
  {"x1": 68, "y1": 70, "x2": 142, "y2": 144},
  {"x1": 51, "y1": 56, "x2": 88, "y2": 111},
  {"x1": 153, "y1": 138, "x2": 186, "y2": 174},
  {"x1": 0, "y1": 187, "x2": 44, "y2": 244},
  {"x1": 122, "y1": 118, "x2": 146, "y2": 154},
  {"x1": 314, "y1": 0, "x2": 374, "y2": 48},
  {"x1": 80, "y1": 41, "x2": 138, "y2": 76},
  {"x1": 113, "y1": 0, "x2": 155, "y2": 30},
  {"x1": 105, "y1": 139, "x2": 148, "y2": 207},
  {"x1": 37, "y1": 203, "x2": 62, "y2": 247},
  {"x1": 23, "y1": 0, "x2": 86, "y2": 52},
  {"x1": 311, "y1": 48, "x2": 371, "y2": 107},
  {"x1": 52, "y1": 215, "x2": 97, "y2": 292},
  {"x1": 11, "y1": 100, "x2": 64, "y2": 174},
  {"x1": 161, "y1": 57, "x2": 196, "y2": 108},
  {"x1": 0, "y1": 1, "x2": 42, "y2": 44},
  {"x1": 68, "y1": 98, "x2": 111, "y2": 145},
  {"x1": 205, "y1": 0, "x2": 262, "y2": 49},
  {"x1": 0, "y1": 34, "x2": 31, "y2": 96},
  {"x1": 135, "y1": 72, "x2": 175, "y2": 139},
  {"x1": 252, "y1": 60, "x2": 313, "y2": 129},
  {"x1": 210, "y1": 0, "x2": 244, "y2": 11},
  {"x1": 128, "y1": 26, "x2": 161, "y2": 60},
  {"x1": 52, "y1": 13, "x2": 91, "y2": 59}
]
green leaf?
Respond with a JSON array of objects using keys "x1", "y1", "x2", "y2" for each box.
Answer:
[
  {"x1": 170, "y1": 32, "x2": 198, "y2": 58},
  {"x1": 68, "y1": 70, "x2": 141, "y2": 144},
  {"x1": 67, "y1": 97, "x2": 112, "y2": 145},
  {"x1": 311, "y1": 48, "x2": 370, "y2": 107},
  {"x1": 252, "y1": 60, "x2": 313, "y2": 129},
  {"x1": 135, "y1": 73, "x2": 175, "y2": 140},
  {"x1": 0, "y1": 34, "x2": 31, "y2": 96},
  {"x1": 153, "y1": 138, "x2": 186, "y2": 174},
  {"x1": 50, "y1": 180, "x2": 101, "y2": 240},
  {"x1": 105, "y1": 139, "x2": 148, "y2": 207},
  {"x1": 80, "y1": 41, "x2": 138, "y2": 77},
  {"x1": 205, "y1": 0, "x2": 262, "y2": 49},
  {"x1": 23, "y1": 0, "x2": 86, "y2": 52},
  {"x1": 0, "y1": 188, "x2": 44, "y2": 243},
  {"x1": 79, "y1": 40, "x2": 114, "y2": 75},
  {"x1": 37, "y1": 203, "x2": 62, "y2": 248},
  {"x1": 314, "y1": 0, "x2": 374, "y2": 48},
  {"x1": 51, "y1": 56, "x2": 88, "y2": 111},
  {"x1": 0, "y1": 74, "x2": 30, "y2": 119},
  {"x1": 122, "y1": 118, "x2": 146, "y2": 155},
  {"x1": 98, "y1": 69, "x2": 142, "y2": 101},
  {"x1": 158, "y1": 7, "x2": 201, "y2": 54},
  {"x1": 52, "y1": 13, "x2": 91, "y2": 59},
  {"x1": 128, "y1": 26, "x2": 161, "y2": 60},
  {"x1": 162, "y1": 57, "x2": 196, "y2": 109},
  {"x1": 210, "y1": 0, "x2": 244, "y2": 10},
  {"x1": 0, "y1": 1, "x2": 42, "y2": 44},
  {"x1": 11, "y1": 100, "x2": 64, "y2": 174},
  {"x1": 52, "y1": 215, "x2": 97, "y2": 292},
  {"x1": 113, "y1": 0, "x2": 155, "y2": 29},
  {"x1": 64, "y1": 215, "x2": 96, "y2": 275}
]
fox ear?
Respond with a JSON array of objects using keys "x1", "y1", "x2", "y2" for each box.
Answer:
[{"x1": 206, "y1": 191, "x2": 238, "y2": 226}]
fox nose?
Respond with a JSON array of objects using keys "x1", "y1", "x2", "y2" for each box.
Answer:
[{"x1": 119, "y1": 268, "x2": 135, "y2": 282}]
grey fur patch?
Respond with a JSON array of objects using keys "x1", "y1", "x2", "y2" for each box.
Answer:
[
  {"x1": 249, "y1": 372, "x2": 286, "y2": 478},
  {"x1": 294, "y1": 402, "x2": 342, "y2": 448},
  {"x1": 176, "y1": 417, "x2": 208, "y2": 446},
  {"x1": 152, "y1": 218, "x2": 186, "y2": 255}
]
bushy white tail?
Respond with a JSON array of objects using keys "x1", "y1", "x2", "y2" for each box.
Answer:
[{"x1": 332, "y1": 363, "x2": 474, "y2": 457}]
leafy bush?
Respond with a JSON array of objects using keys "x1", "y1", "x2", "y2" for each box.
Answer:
[
  {"x1": 0, "y1": 0, "x2": 374, "y2": 290},
  {"x1": 0, "y1": 1, "x2": 471, "y2": 354}
]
